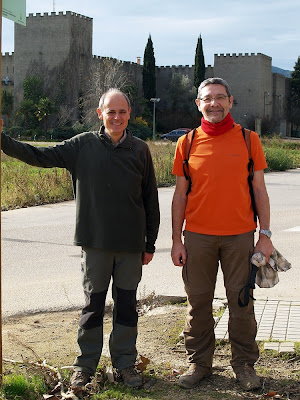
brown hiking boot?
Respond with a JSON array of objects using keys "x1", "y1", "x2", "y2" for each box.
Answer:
[
  {"x1": 70, "y1": 371, "x2": 91, "y2": 389},
  {"x1": 178, "y1": 364, "x2": 212, "y2": 389},
  {"x1": 118, "y1": 366, "x2": 143, "y2": 388},
  {"x1": 233, "y1": 365, "x2": 261, "y2": 391}
]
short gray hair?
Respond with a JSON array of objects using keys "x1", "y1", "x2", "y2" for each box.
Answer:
[
  {"x1": 99, "y1": 88, "x2": 131, "y2": 110},
  {"x1": 197, "y1": 78, "x2": 232, "y2": 99}
]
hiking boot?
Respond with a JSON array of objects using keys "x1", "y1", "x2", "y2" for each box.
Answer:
[
  {"x1": 70, "y1": 371, "x2": 91, "y2": 389},
  {"x1": 178, "y1": 364, "x2": 212, "y2": 389},
  {"x1": 233, "y1": 365, "x2": 261, "y2": 391},
  {"x1": 118, "y1": 366, "x2": 143, "y2": 388}
]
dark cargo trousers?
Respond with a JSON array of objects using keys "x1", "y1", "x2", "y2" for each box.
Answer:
[
  {"x1": 73, "y1": 247, "x2": 142, "y2": 375},
  {"x1": 183, "y1": 230, "x2": 259, "y2": 370}
]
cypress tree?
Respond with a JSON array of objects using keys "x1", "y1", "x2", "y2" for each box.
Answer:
[
  {"x1": 291, "y1": 56, "x2": 300, "y2": 107},
  {"x1": 194, "y1": 35, "x2": 206, "y2": 89},
  {"x1": 142, "y1": 35, "x2": 156, "y2": 100}
]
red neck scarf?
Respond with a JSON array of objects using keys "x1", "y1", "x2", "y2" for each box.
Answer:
[{"x1": 201, "y1": 113, "x2": 234, "y2": 136}]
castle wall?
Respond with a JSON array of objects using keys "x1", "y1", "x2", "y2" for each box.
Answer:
[
  {"x1": 1, "y1": 10, "x2": 291, "y2": 130},
  {"x1": 89, "y1": 56, "x2": 143, "y2": 117},
  {"x1": 156, "y1": 64, "x2": 194, "y2": 97},
  {"x1": 272, "y1": 73, "x2": 287, "y2": 119},
  {"x1": 156, "y1": 63, "x2": 214, "y2": 99},
  {"x1": 156, "y1": 66, "x2": 173, "y2": 95},
  {"x1": 120, "y1": 60, "x2": 143, "y2": 115},
  {"x1": 1, "y1": 52, "x2": 14, "y2": 89},
  {"x1": 205, "y1": 65, "x2": 214, "y2": 79},
  {"x1": 272, "y1": 73, "x2": 290, "y2": 135},
  {"x1": 92, "y1": 56, "x2": 143, "y2": 95},
  {"x1": 121, "y1": 60, "x2": 143, "y2": 95}
]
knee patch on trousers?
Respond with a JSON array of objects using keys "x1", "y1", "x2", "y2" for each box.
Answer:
[
  {"x1": 115, "y1": 287, "x2": 138, "y2": 327},
  {"x1": 79, "y1": 289, "x2": 107, "y2": 330}
]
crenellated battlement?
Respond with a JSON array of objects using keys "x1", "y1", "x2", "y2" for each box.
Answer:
[
  {"x1": 2, "y1": 52, "x2": 14, "y2": 57},
  {"x1": 158, "y1": 64, "x2": 193, "y2": 69},
  {"x1": 216, "y1": 52, "x2": 272, "y2": 61},
  {"x1": 156, "y1": 64, "x2": 194, "y2": 80},
  {"x1": 93, "y1": 55, "x2": 118, "y2": 61},
  {"x1": 92, "y1": 55, "x2": 142, "y2": 66},
  {"x1": 1, "y1": 52, "x2": 14, "y2": 85},
  {"x1": 27, "y1": 11, "x2": 92, "y2": 20},
  {"x1": 91, "y1": 59, "x2": 200, "y2": 70},
  {"x1": 120, "y1": 60, "x2": 142, "y2": 66}
]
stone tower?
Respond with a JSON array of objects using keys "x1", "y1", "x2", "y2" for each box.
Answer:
[
  {"x1": 14, "y1": 11, "x2": 93, "y2": 121},
  {"x1": 214, "y1": 53, "x2": 273, "y2": 125}
]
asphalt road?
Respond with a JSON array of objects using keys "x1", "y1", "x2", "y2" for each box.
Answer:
[{"x1": 1, "y1": 169, "x2": 300, "y2": 318}]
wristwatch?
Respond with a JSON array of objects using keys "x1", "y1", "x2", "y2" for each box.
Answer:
[{"x1": 259, "y1": 229, "x2": 272, "y2": 238}]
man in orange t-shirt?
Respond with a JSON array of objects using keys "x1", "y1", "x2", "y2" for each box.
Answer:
[{"x1": 171, "y1": 78, "x2": 274, "y2": 391}]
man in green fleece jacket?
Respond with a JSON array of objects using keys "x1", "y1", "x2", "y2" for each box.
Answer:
[{"x1": 1, "y1": 88, "x2": 160, "y2": 389}]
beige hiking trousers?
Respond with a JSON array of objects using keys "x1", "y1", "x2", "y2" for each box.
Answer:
[{"x1": 183, "y1": 230, "x2": 259, "y2": 369}]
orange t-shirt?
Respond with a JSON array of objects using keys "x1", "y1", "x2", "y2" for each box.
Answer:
[{"x1": 172, "y1": 124, "x2": 267, "y2": 235}]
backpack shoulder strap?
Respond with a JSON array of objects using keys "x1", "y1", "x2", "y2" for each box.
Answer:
[
  {"x1": 183, "y1": 129, "x2": 196, "y2": 195},
  {"x1": 184, "y1": 129, "x2": 196, "y2": 161},
  {"x1": 241, "y1": 126, "x2": 257, "y2": 222},
  {"x1": 241, "y1": 127, "x2": 254, "y2": 179},
  {"x1": 242, "y1": 127, "x2": 252, "y2": 160}
]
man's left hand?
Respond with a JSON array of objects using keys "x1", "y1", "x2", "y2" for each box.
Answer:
[
  {"x1": 142, "y1": 252, "x2": 154, "y2": 265},
  {"x1": 254, "y1": 235, "x2": 274, "y2": 262}
]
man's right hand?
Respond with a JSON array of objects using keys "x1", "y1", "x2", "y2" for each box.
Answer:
[{"x1": 171, "y1": 241, "x2": 187, "y2": 266}]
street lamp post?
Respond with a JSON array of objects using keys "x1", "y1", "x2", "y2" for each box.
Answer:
[{"x1": 150, "y1": 98, "x2": 160, "y2": 139}]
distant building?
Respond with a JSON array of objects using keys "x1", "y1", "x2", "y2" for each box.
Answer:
[{"x1": 1, "y1": 11, "x2": 291, "y2": 136}]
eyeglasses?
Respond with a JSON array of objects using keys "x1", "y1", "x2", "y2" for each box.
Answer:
[{"x1": 199, "y1": 95, "x2": 229, "y2": 103}]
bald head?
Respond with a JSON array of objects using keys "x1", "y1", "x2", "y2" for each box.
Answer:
[
  {"x1": 97, "y1": 89, "x2": 132, "y2": 144},
  {"x1": 99, "y1": 89, "x2": 131, "y2": 111}
]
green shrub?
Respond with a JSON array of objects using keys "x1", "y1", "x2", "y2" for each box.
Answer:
[
  {"x1": 132, "y1": 116, "x2": 149, "y2": 127},
  {"x1": 47, "y1": 127, "x2": 76, "y2": 141},
  {"x1": 128, "y1": 121, "x2": 152, "y2": 140},
  {"x1": 72, "y1": 121, "x2": 90, "y2": 135},
  {"x1": 2, "y1": 373, "x2": 48, "y2": 399},
  {"x1": 264, "y1": 147, "x2": 296, "y2": 171},
  {"x1": 5, "y1": 125, "x2": 26, "y2": 138},
  {"x1": 28, "y1": 375, "x2": 48, "y2": 397},
  {"x1": 3, "y1": 374, "x2": 28, "y2": 397},
  {"x1": 261, "y1": 136, "x2": 300, "y2": 150}
]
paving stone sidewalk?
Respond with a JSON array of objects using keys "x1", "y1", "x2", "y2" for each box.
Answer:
[{"x1": 215, "y1": 299, "x2": 300, "y2": 343}]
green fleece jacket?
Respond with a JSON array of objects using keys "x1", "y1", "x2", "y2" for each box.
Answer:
[{"x1": 1, "y1": 128, "x2": 160, "y2": 253}]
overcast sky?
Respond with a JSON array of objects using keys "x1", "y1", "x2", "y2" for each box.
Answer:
[{"x1": 2, "y1": 0, "x2": 299, "y2": 71}]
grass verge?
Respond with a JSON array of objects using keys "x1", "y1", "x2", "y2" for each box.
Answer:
[
  {"x1": 1, "y1": 303, "x2": 299, "y2": 400},
  {"x1": 1, "y1": 153, "x2": 73, "y2": 211},
  {"x1": 1, "y1": 137, "x2": 300, "y2": 210},
  {"x1": 1, "y1": 343, "x2": 299, "y2": 400}
]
